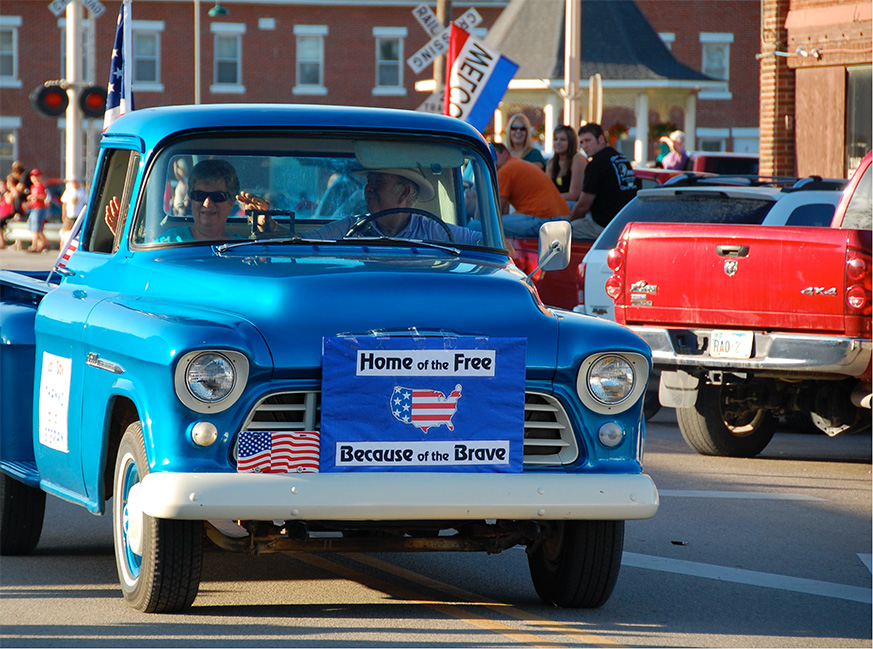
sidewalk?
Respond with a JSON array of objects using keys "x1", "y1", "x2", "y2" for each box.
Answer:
[{"x1": 0, "y1": 247, "x2": 59, "y2": 271}]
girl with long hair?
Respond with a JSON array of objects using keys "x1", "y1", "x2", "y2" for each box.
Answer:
[
  {"x1": 505, "y1": 113, "x2": 545, "y2": 170},
  {"x1": 546, "y1": 125, "x2": 587, "y2": 203}
]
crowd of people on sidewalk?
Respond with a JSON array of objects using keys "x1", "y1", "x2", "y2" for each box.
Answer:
[
  {"x1": 0, "y1": 160, "x2": 86, "y2": 253},
  {"x1": 491, "y1": 114, "x2": 639, "y2": 239}
]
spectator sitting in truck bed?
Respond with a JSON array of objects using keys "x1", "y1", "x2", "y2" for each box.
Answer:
[
  {"x1": 469, "y1": 142, "x2": 570, "y2": 238},
  {"x1": 570, "y1": 123, "x2": 637, "y2": 240}
]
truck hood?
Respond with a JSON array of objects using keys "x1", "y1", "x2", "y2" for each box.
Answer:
[{"x1": 130, "y1": 249, "x2": 560, "y2": 377}]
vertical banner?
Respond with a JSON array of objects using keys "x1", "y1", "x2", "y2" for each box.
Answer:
[
  {"x1": 443, "y1": 24, "x2": 519, "y2": 133},
  {"x1": 320, "y1": 336, "x2": 526, "y2": 473}
]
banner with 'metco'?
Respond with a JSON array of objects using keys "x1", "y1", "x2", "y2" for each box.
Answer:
[{"x1": 320, "y1": 336, "x2": 526, "y2": 472}]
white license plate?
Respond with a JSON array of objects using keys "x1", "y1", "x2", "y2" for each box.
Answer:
[{"x1": 709, "y1": 330, "x2": 754, "y2": 359}]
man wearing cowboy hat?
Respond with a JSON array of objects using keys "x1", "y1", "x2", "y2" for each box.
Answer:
[{"x1": 308, "y1": 168, "x2": 481, "y2": 244}]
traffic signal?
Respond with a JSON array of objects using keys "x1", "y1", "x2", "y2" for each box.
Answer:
[
  {"x1": 30, "y1": 85, "x2": 69, "y2": 117},
  {"x1": 79, "y1": 85, "x2": 107, "y2": 119}
]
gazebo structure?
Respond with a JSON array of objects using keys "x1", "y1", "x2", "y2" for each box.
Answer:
[{"x1": 483, "y1": 0, "x2": 724, "y2": 164}]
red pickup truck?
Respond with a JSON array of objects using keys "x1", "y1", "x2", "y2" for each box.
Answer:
[{"x1": 605, "y1": 153, "x2": 872, "y2": 457}]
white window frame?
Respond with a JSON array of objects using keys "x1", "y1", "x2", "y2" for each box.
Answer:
[
  {"x1": 697, "y1": 127, "x2": 730, "y2": 151},
  {"x1": 699, "y1": 32, "x2": 733, "y2": 100},
  {"x1": 659, "y1": 32, "x2": 675, "y2": 50},
  {"x1": 0, "y1": 116, "x2": 21, "y2": 174},
  {"x1": 0, "y1": 16, "x2": 22, "y2": 88},
  {"x1": 293, "y1": 25, "x2": 327, "y2": 96},
  {"x1": 131, "y1": 20, "x2": 164, "y2": 91},
  {"x1": 372, "y1": 26, "x2": 406, "y2": 96},
  {"x1": 211, "y1": 23, "x2": 246, "y2": 94},
  {"x1": 731, "y1": 127, "x2": 760, "y2": 153}
]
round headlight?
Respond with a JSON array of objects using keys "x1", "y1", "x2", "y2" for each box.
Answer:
[
  {"x1": 588, "y1": 355, "x2": 634, "y2": 405},
  {"x1": 186, "y1": 352, "x2": 235, "y2": 403}
]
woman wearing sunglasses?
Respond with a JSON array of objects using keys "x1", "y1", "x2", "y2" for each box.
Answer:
[
  {"x1": 104, "y1": 159, "x2": 271, "y2": 241},
  {"x1": 505, "y1": 113, "x2": 545, "y2": 171}
]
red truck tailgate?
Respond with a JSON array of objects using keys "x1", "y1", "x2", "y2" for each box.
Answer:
[{"x1": 616, "y1": 223, "x2": 871, "y2": 334}]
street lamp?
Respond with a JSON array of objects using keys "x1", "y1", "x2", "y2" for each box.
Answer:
[
  {"x1": 194, "y1": 1, "x2": 229, "y2": 104},
  {"x1": 208, "y1": 2, "x2": 228, "y2": 17}
]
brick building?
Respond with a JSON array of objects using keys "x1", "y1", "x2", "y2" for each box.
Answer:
[
  {"x1": 3, "y1": 0, "x2": 765, "y2": 181},
  {"x1": 759, "y1": 0, "x2": 871, "y2": 178}
]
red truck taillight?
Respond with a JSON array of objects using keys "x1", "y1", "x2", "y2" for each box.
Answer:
[
  {"x1": 605, "y1": 243, "x2": 626, "y2": 301},
  {"x1": 576, "y1": 261, "x2": 586, "y2": 305},
  {"x1": 845, "y1": 250, "x2": 871, "y2": 314}
]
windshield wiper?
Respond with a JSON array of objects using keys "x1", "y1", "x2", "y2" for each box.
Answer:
[{"x1": 343, "y1": 235, "x2": 461, "y2": 256}]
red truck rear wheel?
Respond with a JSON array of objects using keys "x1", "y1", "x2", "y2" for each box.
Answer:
[{"x1": 676, "y1": 383, "x2": 776, "y2": 457}]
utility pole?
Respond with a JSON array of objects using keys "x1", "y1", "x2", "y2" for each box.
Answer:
[
  {"x1": 65, "y1": 0, "x2": 84, "y2": 184},
  {"x1": 563, "y1": 0, "x2": 580, "y2": 128},
  {"x1": 433, "y1": 0, "x2": 452, "y2": 90}
]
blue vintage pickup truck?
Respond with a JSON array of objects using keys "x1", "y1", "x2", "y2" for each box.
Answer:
[{"x1": 0, "y1": 104, "x2": 657, "y2": 613}]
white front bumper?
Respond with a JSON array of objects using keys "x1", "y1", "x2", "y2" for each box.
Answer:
[{"x1": 137, "y1": 471, "x2": 659, "y2": 521}]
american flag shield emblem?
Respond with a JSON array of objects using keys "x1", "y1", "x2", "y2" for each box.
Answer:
[{"x1": 236, "y1": 431, "x2": 320, "y2": 473}]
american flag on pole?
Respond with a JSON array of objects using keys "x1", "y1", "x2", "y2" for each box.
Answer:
[
  {"x1": 52, "y1": 204, "x2": 86, "y2": 272},
  {"x1": 391, "y1": 385, "x2": 463, "y2": 433},
  {"x1": 103, "y1": 0, "x2": 135, "y2": 131},
  {"x1": 236, "y1": 431, "x2": 321, "y2": 473}
]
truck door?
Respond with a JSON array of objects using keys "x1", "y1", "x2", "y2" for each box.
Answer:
[{"x1": 33, "y1": 148, "x2": 140, "y2": 504}]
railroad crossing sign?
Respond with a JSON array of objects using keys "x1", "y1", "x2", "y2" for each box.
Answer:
[
  {"x1": 49, "y1": 0, "x2": 105, "y2": 17},
  {"x1": 407, "y1": 6, "x2": 482, "y2": 75}
]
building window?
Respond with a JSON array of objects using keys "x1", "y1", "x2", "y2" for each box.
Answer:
[
  {"x1": 659, "y1": 32, "x2": 675, "y2": 50},
  {"x1": 0, "y1": 17, "x2": 21, "y2": 87},
  {"x1": 846, "y1": 65, "x2": 872, "y2": 173},
  {"x1": 0, "y1": 118, "x2": 20, "y2": 174},
  {"x1": 373, "y1": 27, "x2": 406, "y2": 96},
  {"x1": 211, "y1": 23, "x2": 245, "y2": 94},
  {"x1": 294, "y1": 25, "x2": 327, "y2": 95},
  {"x1": 699, "y1": 33, "x2": 732, "y2": 100},
  {"x1": 130, "y1": 21, "x2": 163, "y2": 90}
]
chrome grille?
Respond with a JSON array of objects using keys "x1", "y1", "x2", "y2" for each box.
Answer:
[{"x1": 242, "y1": 390, "x2": 579, "y2": 466}]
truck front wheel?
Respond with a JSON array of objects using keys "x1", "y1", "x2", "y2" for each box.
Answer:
[
  {"x1": 676, "y1": 383, "x2": 776, "y2": 457},
  {"x1": 113, "y1": 422, "x2": 202, "y2": 612},
  {"x1": 0, "y1": 472, "x2": 45, "y2": 555},
  {"x1": 527, "y1": 520, "x2": 624, "y2": 608}
]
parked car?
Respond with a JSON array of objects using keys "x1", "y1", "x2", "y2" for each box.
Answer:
[{"x1": 575, "y1": 175, "x2": 848, "y2": 321}]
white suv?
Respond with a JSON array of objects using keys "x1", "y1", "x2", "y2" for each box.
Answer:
[{"x1": 574, "y1": 176, "x2": 847, "y2": 321}]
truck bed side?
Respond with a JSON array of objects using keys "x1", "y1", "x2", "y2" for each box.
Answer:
[{"x1": 0, "y1": 270, "x2": 56, "y2": 485}]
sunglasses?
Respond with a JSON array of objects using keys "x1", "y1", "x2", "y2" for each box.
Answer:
[
  {"x1": 190, "y1": 190, "x2": 233, "y2": 203},
  {"x1": 510, "y1": 126, "x2": 527, "y2": 132}
]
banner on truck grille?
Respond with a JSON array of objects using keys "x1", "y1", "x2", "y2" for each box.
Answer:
[{"x1": 320, "y1": 336, "x2": 526, "y2": 472}]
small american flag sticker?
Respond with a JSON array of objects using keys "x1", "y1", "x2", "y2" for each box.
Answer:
[{"x1": 236, "y1": 431, "x2": 320, "y2": 473}]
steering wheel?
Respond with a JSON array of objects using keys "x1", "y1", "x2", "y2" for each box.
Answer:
[{"x1": 344, "y1": 208, "x2": 455, "y2": 243}]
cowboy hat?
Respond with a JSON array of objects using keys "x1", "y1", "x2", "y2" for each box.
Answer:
[{"x1": 355, "y1": 167, "x2": 435, "y2": 202}]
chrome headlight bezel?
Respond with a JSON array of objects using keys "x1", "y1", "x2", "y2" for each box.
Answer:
[
  {"x1": 576, "y1": 352, "x2": 649, "y2": 415},
  {"x1": 174, "y1": 350, "x2": 249, "y2": 413}
]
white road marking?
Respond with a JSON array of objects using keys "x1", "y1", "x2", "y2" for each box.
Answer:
[
  {"x1": 659, "y1": 489, "x2": 825, "y2": 501},
  {"x1": 858, "y1": 554, "x2": 872, "y2": 574},
  {"x1": 622, "y1": 552, "x2": 871, "y2": 604}
]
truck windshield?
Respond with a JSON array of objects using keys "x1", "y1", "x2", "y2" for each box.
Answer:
[
  {"x1": 592, "y1": 194, "x2": 775, "y2": 251},
  {"x1": 131, "y1": 134, "x2": 500, "y2": 250}
]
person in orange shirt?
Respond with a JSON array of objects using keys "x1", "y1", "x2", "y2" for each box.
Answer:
[{"x1": 491, "y1": 142, "x2": 570, "y2": 237}]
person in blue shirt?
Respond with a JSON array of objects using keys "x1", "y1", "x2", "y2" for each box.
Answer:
[{"x1": 307, "y1": 168, "x2": 482, "y2": 245}]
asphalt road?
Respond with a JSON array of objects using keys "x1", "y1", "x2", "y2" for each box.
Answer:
[{"x1": 1, "y1": 411, "x2": 870, "y2": 648}]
